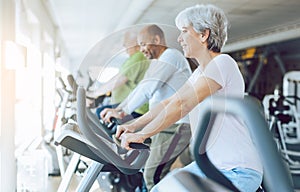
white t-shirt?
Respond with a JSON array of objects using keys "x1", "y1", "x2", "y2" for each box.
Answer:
[
  {"x1": 189, "y1": 54, "x2": 263, "y2": 173},
  {"x1": 122, "y1": 48, "x2": 192, "y2": 124}
]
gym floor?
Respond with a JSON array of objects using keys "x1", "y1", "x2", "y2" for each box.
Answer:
[
  {"x1": 47, "y1": 174, "x2": 102, "y2": 192},
  {"x1": 46, "y1": 156, "x2": 184, "y2": 192}
]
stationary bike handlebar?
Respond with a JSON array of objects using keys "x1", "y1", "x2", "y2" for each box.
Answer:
[
  {"x1": 77, "y1": 86, "x2": 150, "y2": 174},
  {"x1": 108, "y1": 117, "x2": 150, "y2": 150}
]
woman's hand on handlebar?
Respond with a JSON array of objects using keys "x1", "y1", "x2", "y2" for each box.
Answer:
[
  {"x1": 115, "y1": 124, "x2": 133, "y2": 138},
  {"x1": 119, "y1": 132, "x2": 146, "y2": 150},
  {"x1": 116, "y1": 124, "x2": 140, "y2": 150}
]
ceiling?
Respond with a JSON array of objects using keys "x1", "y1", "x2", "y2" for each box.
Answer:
[{"x1": 44, "y1": 0, "x2": 300, "y2": 71}]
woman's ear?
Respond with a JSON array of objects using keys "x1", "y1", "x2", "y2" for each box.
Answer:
[{"x1": 200, "y1": 29, "x2": 210, "y2": 43}]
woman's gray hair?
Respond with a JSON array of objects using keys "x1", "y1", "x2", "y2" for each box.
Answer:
[{"x1": 175, "y1": 4, "x2": 229, "y2": 52}]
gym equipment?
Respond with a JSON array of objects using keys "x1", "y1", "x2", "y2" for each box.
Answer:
[
  {"x1": 155, "y1": 96, "x2": 293, "y2": 192},
  {"x1": 88, "y1": 106, "x2": 152, "y2": 147},
  {"x1": 263, "y1": 93, "x2": 300, "y2": 176},
  {"x1": 55, "y1": 86, "x2": 150, "y2": 191},
  {"x1": 43, "y1": 76, "x2": 76, "y2": 177},
  {"x1": 283, "y1": 71, "x2": 300, "y2": 113},
  {"x1": 98, "y1": 117, "x2": 119, "y2": 137},
  {"x1": 53, "y1": 77, "x2": 78, "y2": 177}
]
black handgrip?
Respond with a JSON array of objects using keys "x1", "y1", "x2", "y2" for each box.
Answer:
[
  {"x1": 99, "y1": 119, "x2": 109, "y2": 127},
  {"x1": 129, "y1": 143, "x2": 149, "y2": 150},
  {"x1": 99, "y1": 119, "x2": 116, "y2": 137},
  {"x1": 144, "y1": 138, "x2": 152, "y2": 144},
  {"x1": 99, "y1": 118, "x2": 117, "y2": 129},
  {"x1": 107, "y1": 117, "x2": 118, "y2": 128}
]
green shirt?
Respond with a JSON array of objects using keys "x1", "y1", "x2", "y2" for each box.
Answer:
[{"x1": 111, "y1": 51, "x2": 149, "y2": 114}]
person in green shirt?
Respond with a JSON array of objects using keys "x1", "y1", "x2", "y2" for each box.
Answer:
[{"x1": 87, "y1": 30, "x2": 150, "y2": 119}]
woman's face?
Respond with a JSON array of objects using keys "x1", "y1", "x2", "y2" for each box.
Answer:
[{"x1": 177, "y1": 25, "x2": 203, "y2": 58}]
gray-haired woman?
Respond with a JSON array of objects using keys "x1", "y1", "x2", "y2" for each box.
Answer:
[{"x1": 116, "y1": 4, "x2": 263, "y2": 192}]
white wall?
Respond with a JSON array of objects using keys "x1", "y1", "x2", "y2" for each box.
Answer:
[
  {"x1": 0, "y1": 0, "x2": 17, "y2": 191},
  {"x1": 0, "y1": 0, "x2": 68, "y2": 191}
]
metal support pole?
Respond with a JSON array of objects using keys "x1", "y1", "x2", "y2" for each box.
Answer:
[
  {"x1": 273, "y1": 52, "x2": 286, "y2": 75},
  {"x1": 76, "y1": 162, "x2": 104, "y2": 192},
  {"x1": 247, "y1": 53, "x2": 266, "y2": 93},
  {"x1": 57, "y1": 153, "x2": 81, "y2": 192}
]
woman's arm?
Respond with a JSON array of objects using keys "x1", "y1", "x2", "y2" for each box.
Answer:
[
  {"x1": 119, "y1": 76, "x2": 221, "y2": 149},
  {"x1": 114, "y1": 95, "x2": 173, "y2": 138}
]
